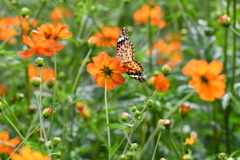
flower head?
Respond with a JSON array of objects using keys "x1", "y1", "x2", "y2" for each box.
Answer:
[
  {"x1": 0, "y1": 131, "x2": 20, "y2": 155},
  {"x1": 149, "y1": 38, "x2": 183, "y2": 67},
  {"x1": 185, "y1": 133, "x2": 197, "y2": 145},
  {"x1": 182, "y1": 59, "x2": 226, "y2": 101},
  {"x1": 32, "y1": 23, "x2": 72, "y2": 40},
  {"x1": 153, "y1": 74, "x2": 170, "y2": 92},
  {"x1": 92, "y1": 27, "x2": 120, "y2": 47},
  {"x1": 18, "y1": 34, "x2": 63, "y2": 59},
  {"x1": 179, "y1": 105, "x2": 190, "y2": 117},
  {"x1": 50, "y1": 6, "x2": 72, "y2": 22},
  {"x1": 11, "y1": 146, "x2": 50, "y2": 160},
  {"x1": 0, "y1": 85, "x2": 8, "y2": 95},
  {"x1": 133, "y1": 5, "x2": 166, "y2": 28},
  {"x1": 87, "y1": 52, "x2": 126, "y2": 90},
  {"x1": 218, "y1": 14, "x2": 231, "y2": 27}
]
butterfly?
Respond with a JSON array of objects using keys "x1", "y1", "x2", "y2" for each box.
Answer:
[{"x1": 116, "y1": 27, "x2": 146, "y2": 82}]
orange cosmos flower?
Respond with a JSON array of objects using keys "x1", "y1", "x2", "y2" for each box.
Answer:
[
  {"x1": 28, "y1": 64, "x2": 54, "y2": 82},
  {"x1": 153, "y1": 74, "x2": 170, "y2": 92},
  {"x1": 133, "y1": 4, "x2": 166, "y2": 28},
  {"x1": 0, "y1": 85, "x2": 8, "y2": 95},
  {"x1": 149, "y1": 38, "x2": 183, "y2": 67},
  {"x1": 32, "y1": 23, "x2": 72, "y2": 40},
  {"x1": 179, "y1": 105, "x2": 190, "y2": 117},
  {"x1": 182, "y1": 59, "x2": 226, "y2": 101},
  {"x1": 185, "y1": 133, "x2": 197, "y2": 145},
  {"x1": 50, "y1": 6, "x2": 72, "y2": 22},
  {"x1": 0, "y1": 17, "x2": 18, "y2": 42},
  {"x1": 11, "y1": 146, "x2": 50, "y2": 160},
  {"x1": 92, "y1": 27, "x2": 120, "y2": 47},
  {"x1": 18, "y1": 34, "x2": 63, "y2": 59},
  {"x1": 87, "y1": 52, "x2": 126, "y2": 90},
  {"x1": 0, "y1": 131, "x2": 20, "y2": 155}
]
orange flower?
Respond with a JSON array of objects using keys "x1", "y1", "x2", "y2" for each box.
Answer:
[
  {"x1": 149, "y1": 38, "x2": 183, "y2": 67},
  {"x1": 92, "y1": 27, "x2": 120, "y2": 47},
  {"x1": 18, "y1": 34, "x2": 63, "y2": 59},
  {"x1": 11, "y1": 146, "x2": 50, "y2": 160},
  {"x1": 0, "y1": 17, "x2": 18, "y2": 42},
  {"x1": 133, "y1": 4, "x2": 166, "y2": 28},
  {"x1": 0, "y1": 131, "x2": 20, "y2": 155},
  {"x1": 28, "y1": 64, "x2": 54, "y2": 82},
  {"x1": 182, "y1": 59, "x2": 226, "y2": 101},
  {"x1": 185, "y1": 133, "x2": 197, "y2": 145},
  {"x1": 20, "y1": 17, "x2": 38, "y2": 31},
  {"x1": 87, "y1": 52, "x2": 126, "y2": 90},
  {"x1": 153, "y1": 74, "x2": 170, "y2": 92},
  {"x1": 32, "y1": 23, "x2": 72, "y2": 40},
  {"x1": 50, "y1": 6, "x2": 72, "y2": 22},
  {"x1": 0, "y1": 85, "x2": 8, "y2": 95},
  {"x1": 179, "y1": 105, "x2": 190, "y2": 116}
]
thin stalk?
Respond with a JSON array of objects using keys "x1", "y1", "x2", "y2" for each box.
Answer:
[
  {"x1": 151, "y1": 128, "x2": 161, "y2": 160},
  {"x1": 164, "y1": 90, "x2": 195, "y2": 119},
  {"x1": 39, "y1": 68, "x2": 43, "y2": 139},
  {"x1": 35, "y1": 0, "x2": 47, "y2": 20},
  {"x1": 2, "y1": 112, "x2": 26, "y2": 142},
  {"x1": 7, "y1": 124, "x2": 40, "y2": 160},
  {"x1": 104, "y1": 78, "x2": 111, "y2": 160},
  {"x1": 230, "y1": 25, "x2": 240, "y2": 37},
  {"x1": 0, "y1": 98, "x2": 25, "y2": 134},
  {"x1": 147, "y1": 6, "x2": 153, "y2": 72},
  {"x1": 71, "y1": 48, "x2": 93, "y2": 95},
  {"x1": 180, "y1": 118, "x2": 185, "y2": 154},
  {"x1": 166, "y1": 129, "x2": 182, "y2": 159},
  {"x1": 61, "y1": 105, "x2": 68, "y2": 160},
  {"x1": 225, "y1": 0, "x2": 237, "y2": 153},
  {"x1": 141, "y1": 109, "x2": 149, "y2": 147}
]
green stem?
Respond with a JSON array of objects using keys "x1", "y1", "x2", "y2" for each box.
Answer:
[
  {"x1": 230, "y1": 25, "x2": 240, "y2": 37},
  {"x1": 35, "y1": 0, "x2": 47, "y2": 20},
  {"x1": 2, "y1": 112, "x2": 26, "y2": 142},
  {"x1": 223, "y1": 28, "x2": 228, "y2": 76},
  {"x1": 7, "y1": 123, "x2": 40, "y2": 160},
  {"x1": 141, "y1": 109, "x2": 149, "y2": 147},
  {"x1": 166, "y1": 129, "x2": 182, "y2": 159},
  {"x1": 164, "y1": 90, "x2": 195, "y2": 119},
  {"x1": 151, "y1": 128, "x2": 161, "y2": 160},
  {"x1": 137, "y1": 127, "x2": 160, "y2": 160},
  {"x1": 54, "y1": 54, "x2": 57, "y2": 103},
  {"x1": 71, "y1": 48, "x2": 93, "y2": 95},
  {"x1": 89, "y1": 121, "x2": 108, "y2": 146},
  {"x1": 180, "y1": 118, "x2": 185, "y2": 154},
  {"x1": 104, "y1": 78, "x2": 111, "y2": 160},
  {"x1": 61, "y1": 105, "x2": 68, "y2": 160},
  {"x1": 0, "y1": 98, "x2": 25, "y2": 134},
  {"x1": 39, "y1": 68, "x2": 43, "y2": 138}
]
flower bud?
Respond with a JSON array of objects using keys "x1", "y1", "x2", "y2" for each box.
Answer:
[
  {"x1": 218, "y1": 153, "x2": 226, "y2": 158},
  {"x1": 163, "y1": 119, "x2": 172, "y2": 129},
  {"x1": 52, "y1": 137, "x2": 61, "y2": 147},
  {"x1": 21, "y1": 7, "x2": 30, "y2": 17},
  {"x1": 88, "y1": 36, "x2": 100, "y2": 47},
  {"x1": 0, "y1": 102, "x2": 3, "y2": 112},
  {"x1": 18, "y1": 93, "x2": 25, "y2": 100},
  {"x1": 42, "y1": 108, "x2": 53, "y2": 118},
  {"x1": 134, "y1": 110, "x2": 141, "y2": 117},
  {"x1": 130, "y1": 106, "x2": 137, "y2": 112},
  {"x1": 80, "y1": 109, "x2": 90, "y2": 120},
  {"x1": 157, "y1": 119, "x2": 164, "y2": 127},
  {"x1": 39, "y1": 137, "x2": 45, "y2": 143},
  {"x1": 147, "y1": 76, "x2": 154, "y2": 85},
  {"x1": 162, "y1": 64, "x2": 172, "y2": 76},
  {"x1": 126, "y1": 151, "x2": 135, "y2": 158},
  {"x1": 35, "y1": 57, "x2": 45, "y2": 67},
  {"x1": 76, "y1": 102, "x2": 84, "y2": 111},
  {"x1": 30, "y1": 77, "x2": 41, "y2": 88},
  {"x1": 119, "y1": 154, "x2": 127, "y2": 160},
  {"x1": 179, "y1": 105, "x2": 190, "y2": 117},
  {"x1": 130, "y1": 143, "x2": 138, "y2": 150},
  {"x1": 160, "y1": 158, "x2": 167, "y2": 160},
  {"x1": 153, "y1": 70, "x2": 160, "y2": 76},
  {"x1": 218, "y1": 14, "x2": 231, "y2": 27},
  {"x1": 146, "y1": 99, "x2": 154, "y2": 107},
  {"x1": 183, "y1": 154, "x2": 192, "y2": 160},
  {"x1": 120, "y1": 112, "x2": 129, "y2": 122},
  {"x1": 47, "y1": 78, "x2": 56, "y2": 89},
  {"x1": 28, "y1": 105, "x2": 36, "y2": 114}
]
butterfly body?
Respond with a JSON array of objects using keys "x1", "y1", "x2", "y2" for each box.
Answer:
[{"x1": 116, "y1": 27, "x2": 146, "y2": 82}]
